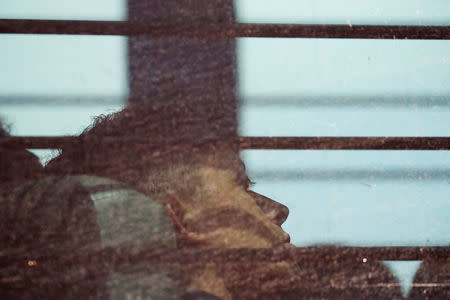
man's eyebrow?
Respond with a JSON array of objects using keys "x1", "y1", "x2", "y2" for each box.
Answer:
[
  {"x1": 247, "y1": 177, "x2": 255, "y2": 188},
  {"x1": 238, "y1": 174, "x2": 254, "y2": 190},
  {"x1": 235, "y1": 159, "x2": 255, "y2": 189}
]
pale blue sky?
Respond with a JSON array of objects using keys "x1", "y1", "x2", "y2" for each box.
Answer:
[{"x1": 1, "y1": 2, "x2": 449, "y2": 296}]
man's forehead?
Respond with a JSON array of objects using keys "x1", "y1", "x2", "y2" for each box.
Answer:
[
  {"x1": 219, "y1": 156, "x2": 252, "y2": 189},
  {"x1": 175, "y1": 152, "x2": 250, "y2": 189}
]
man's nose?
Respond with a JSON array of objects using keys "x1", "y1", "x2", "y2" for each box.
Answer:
[{"x1": 247, "y1": 191, "x2": 289, "y2": 226}]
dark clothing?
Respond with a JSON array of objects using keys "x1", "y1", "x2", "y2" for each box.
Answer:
[
  {"x1": 128, "y1": 0, "x2": 238, "y2": 140},
  {"x1": 409, "y1": 260, "x2": 450, "y2": 299},
  {"x1": 0, "y1": 176, "x2": 179, "y2": 299},
  {"x1": 0, "y1": 148, "x2": 44, "y2": 190}
]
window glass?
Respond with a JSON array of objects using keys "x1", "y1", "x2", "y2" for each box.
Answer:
[
  {"x1": 0, "y1": 35, "x2": 127, "y2": 99},
  {"x1": 0, "y1": 1, "x2": 128, "y2": 135},
  {"x1": 235, "y1": 0, "x2": 450, "y2": 25},
  {"x1": 0, "y1": 35, "x2": 127, "y2": 163},
  {"x1": 0, "y1": 1, "x2": 448, "y2": 299},
  {"x1": 235, "y1": 2, "x2": 450, "y2": 297},
  {"x1": 0, "y1": 0, "x2": 126, "y2": 20}
]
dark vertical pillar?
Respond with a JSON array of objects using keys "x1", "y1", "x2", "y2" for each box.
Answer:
[{"x1": 127, "y1": 0, "x2": 238, "y2": 138}]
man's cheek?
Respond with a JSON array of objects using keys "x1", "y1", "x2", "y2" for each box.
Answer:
[{"x1": 197, "y1": 228, "x2": 274, "y2": 248}]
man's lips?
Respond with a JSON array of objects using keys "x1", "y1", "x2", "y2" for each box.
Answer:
[
  {"x1": 272, "y1": 231, "x2": 292, "y2": 249},
  {"x1": 282, "y1": 232, "x2": 291, "y2": 244},
  {"x1": 275, "y1": 242, "x2": 296, "y2": 250}
]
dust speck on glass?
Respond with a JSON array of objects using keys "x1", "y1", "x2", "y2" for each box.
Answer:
[{"x1": 0, "y1": 1, "x2": 449, "y2": 299}]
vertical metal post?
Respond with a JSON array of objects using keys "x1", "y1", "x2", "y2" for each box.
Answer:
[{"x1": 127, "y1": 0, "x2": 238, "y2": 138}]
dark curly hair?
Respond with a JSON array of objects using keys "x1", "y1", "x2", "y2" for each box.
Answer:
[{"x1": 45, "y1": 95, "x2": 242, "y2": 190}]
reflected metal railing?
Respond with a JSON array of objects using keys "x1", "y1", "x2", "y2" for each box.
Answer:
[
  {"x1": 1, "y1": 136, "x2": 449, "y2": 151},
  {"x1": 2, "y1": 245, "x2": 449, "y2": 268},
  {"x1": 0, "y1": 19, "x2": 449, "y2": 39}
]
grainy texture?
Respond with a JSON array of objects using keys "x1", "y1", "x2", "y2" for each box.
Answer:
[
  {"x1": 0, "y1": 19, "x2": 449, "y2": 40},
  {"x1": 239, "y1": 137, "x2": 450, "y2": 150},
  {"x1": 0, "y1": 176, "x2": 181, "y2": 299},
  {"x1": 127, "y1": 0, "x2": 238, "y2": 145},
  {"x1": 1, "y1": 1, "x2": 448, "y2": 299},
  {"x1": 408, "y1": 260, "x2": 450, "y2": 299},
  {"x1": 0, "y1": 177, "x2": 107, "y2": 299},
  {"x1": 5, "y1": 246, "x2": 446, "y2": 267},
  {"x1": 2, "y1": 136, "x2": 450, "y2": 150},
  {"x1": 0, "y1": 126, "x2": 44, "y2": 189}
]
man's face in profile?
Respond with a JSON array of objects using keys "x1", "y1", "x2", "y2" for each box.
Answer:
[
  {"x1": 142, "y1": 158, "x2": 291, "y2": 250},
  {"x1": 140, "y1": 159, "x2": 295, "y2": 299}
]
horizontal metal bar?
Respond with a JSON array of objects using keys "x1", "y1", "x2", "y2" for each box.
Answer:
[
  {"x1": 1, "y1": 136, "x2": 449, "y2": 150},
  {"x1": 0, "y1": 19, "x2": 449, "y2": 39},
  {"x1": 2, "y1": 246, "x2": 448, "y2": 268},
  {"x1": 240, "y1": 137, "x2": 450, "y2": 150}
]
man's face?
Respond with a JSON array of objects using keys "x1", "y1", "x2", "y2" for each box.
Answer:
[
  {"x1": 143, "y1": 163, "x2": 291, "y2": 249},
  {"x1": 190, "y1": 167, "x2": 291, "y2": 249}
]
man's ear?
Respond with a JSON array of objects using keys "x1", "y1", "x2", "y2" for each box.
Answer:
[{"x1": 247, "y1": 191, "x2": 289, "y2": 226}]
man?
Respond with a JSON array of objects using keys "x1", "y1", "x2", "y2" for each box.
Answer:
[
  {"x1": 45, "y1": 99, "x2": 295, "y2": 299},
  {"x1": 3, "y1": 0, "x2": 403, "y2": 295},
  {"x1": 45, "y1": 99, "x2": 403, "y2": 299}
]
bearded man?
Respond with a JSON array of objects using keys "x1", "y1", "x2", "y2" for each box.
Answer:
[
  {"x1": 1, "y1": 0, "x2": 402, "y2": 297},
  {"x1": 44, "y1": 98, "x2": 295, "y2": 299},
  {"x1": 42, "y1": 97, "x2": 402, "y2": 299}
]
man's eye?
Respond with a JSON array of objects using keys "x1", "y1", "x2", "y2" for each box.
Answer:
[
  {"x1": 248, "y1": 180, "x2": 255, "y2": 188},
  {"x1": 238, "y1": 177, "x2": 253, "y2": 191},
  {"x1": 245, "y1": 180, "x2": 255, "y2": 191}
]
